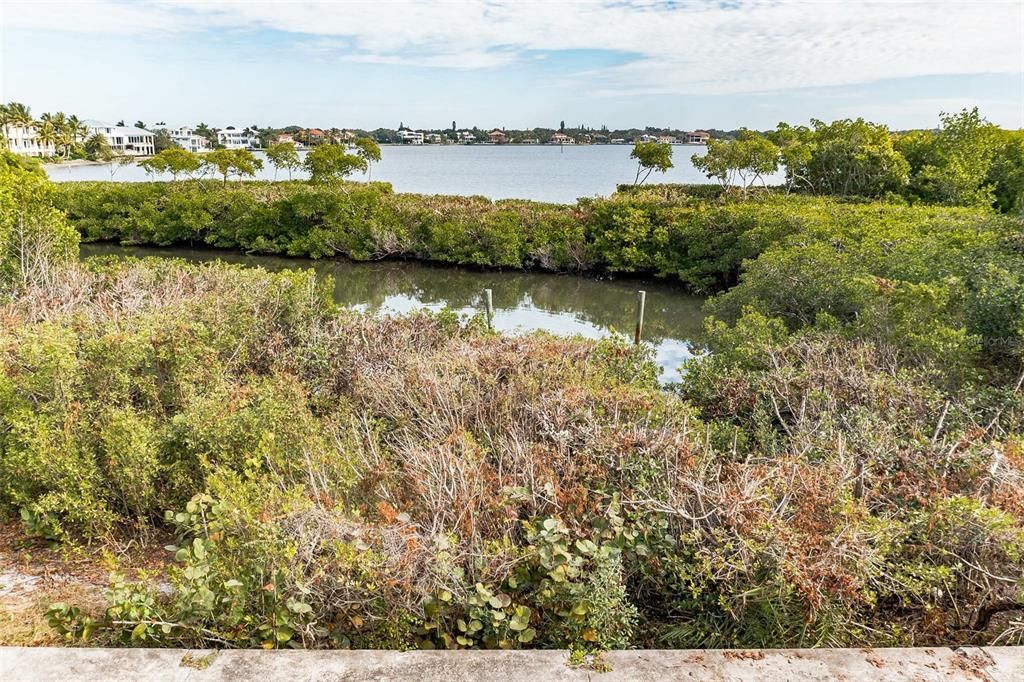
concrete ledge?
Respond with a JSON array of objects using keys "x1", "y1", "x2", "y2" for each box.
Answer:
[{"x1": 2, "y1": 645, "x2": 1022, "y2": 681}]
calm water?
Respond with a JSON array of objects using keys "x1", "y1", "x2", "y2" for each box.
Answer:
[
  {"x1": 80, "y1": 244, "x2": 707, "y2": 382},
  {"x1": 47, "y1": 144, "x2": 779, "y2": 204}
]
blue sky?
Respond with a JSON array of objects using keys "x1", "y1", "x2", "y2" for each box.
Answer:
[{"x1": 1, "y1": 1, "x2": 1021, "y2": 131}]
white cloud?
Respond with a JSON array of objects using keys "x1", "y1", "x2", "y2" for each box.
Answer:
[{"x1": 3, "y1": 0, "x2": 1022, "y2": 95}]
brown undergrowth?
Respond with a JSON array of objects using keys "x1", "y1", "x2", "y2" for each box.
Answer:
[{"x1": 2, "y1": 260, "x2": 1023, "y2": 650}]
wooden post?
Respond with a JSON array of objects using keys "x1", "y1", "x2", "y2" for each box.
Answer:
[
  {"x1": 484, "y1": 288, "x2": 494, "y2": 329},
  {"x1": 634, "y1": 290, "x2": 646, "y2": 344}
]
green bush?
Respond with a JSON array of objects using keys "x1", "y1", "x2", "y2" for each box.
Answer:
[
  {"x1": 0, "y1": 151, "x2": 79, "y2": 292},
  {"x1": 55, "y1": 181, "x2": 1013, "y2": 298},
  {"x1": 9, "y1": 166, "x2": 1024, "y2": 651}
]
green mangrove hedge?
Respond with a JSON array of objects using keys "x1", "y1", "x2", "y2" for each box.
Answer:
[{"x1": 53, "y1": 180, "x2": 1009, "y2": 294}]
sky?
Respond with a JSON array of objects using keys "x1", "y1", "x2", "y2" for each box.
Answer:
[{"x1": 1, "y1": 0, "x2": 1022, "y2": 131}]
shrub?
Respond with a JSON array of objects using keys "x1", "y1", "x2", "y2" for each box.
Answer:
[
  {"x1": 12, "y1": 166, "x2": 1024, "y2": 650},
  {"x1": 0, "y1": 152, "x2": 79, "y2": 292},
  {"x1": 54, "y1": 182, "x2": 1012, "y2": 297}
]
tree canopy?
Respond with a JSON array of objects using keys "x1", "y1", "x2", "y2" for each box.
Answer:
[
  {"x1": 303, "y1": 143, "x2": 368, "y2": 184},
  {"x1": 140, "y1": 148, "x2": 203, "y2": 180},
  {"x1": 0, "y1": 151, "x2": 78, "y2": 291},
  {"x1": 793, "y1": 118, "x2": 909, "y2": 198},
  {"x1": 202, "y1": 148, "x2": 263, "y2": 184},
  {"x1": 630, "y1": 141, "x2": 673, "y2": 185},
  {"x1": 691, "y1": 130, "x2": 779, "y2": 197},
  {"x1": 266, "y1": 141, "x2": 301, "y2": 180},
  {"x1": 897, "y1": 108, "x2": 1000, "y2": 207}
]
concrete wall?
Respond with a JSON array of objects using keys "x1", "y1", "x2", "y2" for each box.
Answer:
[{"x1": 2, "y1": 646, "x2": 1022, "y2": 681}]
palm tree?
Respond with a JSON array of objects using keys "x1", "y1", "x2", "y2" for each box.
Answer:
[
  {"x1": 194, "y1": 122, "x2": 216, "y2": 146},
  {"x1": 1, "y1": 102, "x2": 33, "y2": 152},
  {"x1": 0, "y1": 104, "x2": 10, "y2": 149},
  {"x1": 39, "y1": 112, "x2": 73, "y2": 157},
  {"x1": 10, "y1": 103, "x2": 33, "y2": 137},
  {"x1": 67, "y1": 115, "x2": 88, "y2": 144},
  {"x1": 57, "y1": 128, "x2": 76, "y2": 158},
  {"x1": 34, "y1": 120, "x2": 58, "y2": 157}
]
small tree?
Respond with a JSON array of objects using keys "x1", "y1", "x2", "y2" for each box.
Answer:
[
  {"x1": 353, "y1": 137, "x2": 381, "y2": 179},
  {"x1": 140, "y1": 148, "x2": 202, "y2": 181},
  {"x1": 303, "y1": 144, "x2": 367, "y2": 184},
  {"x1": 630, "y1": 141, "x2": 673, "y2": 185},
  {"x1": 202, "y1": 148, "x2": 263, "y2": 185},
  {"x1": 898, "y1": 108, "x2": 999, "y2": 206},
  {"x1": 0, "y1": 152, "x2": 79, "y2": 291},
  {"x1": 798, "y1": 118, "x2": 908, "y2": 198},
  {"x1": 767, "y1": 122, "x2": 813, "y2": 194},
  {"x1": 107, "y1": 154, "x2": 134, "y2": 180},
  {"x1": 266, "y1": 141, "x2": 301, "y2": 180},
  {"x1": 691, "y1": 130, "x2": 779, "y2": 198}
]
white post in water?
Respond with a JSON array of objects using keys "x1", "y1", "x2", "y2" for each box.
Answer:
[
  {"x1": 484, "y1": 288, "x2": 494, "y2": 329},
  {"x1": 634, "y1": 290, "x2": 646, "y2": 345}
]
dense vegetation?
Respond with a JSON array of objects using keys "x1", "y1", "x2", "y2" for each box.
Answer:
[
  {"x1": 3, "y1": 141, "x2": 1024, "y2": 651},
  {"x1": 54, "y1": 180, "x2": 1014, "y2": 298},
  {"x1": 691, "y1": 110, "x2": 1024, "y2": 212}
]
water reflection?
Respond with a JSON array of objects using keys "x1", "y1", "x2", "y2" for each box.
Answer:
[{"x1": 80, "y1": 244, "x2": 707, "y2": 381}]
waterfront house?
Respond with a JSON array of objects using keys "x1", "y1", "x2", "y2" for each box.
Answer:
[
  {"x1": 217, "y1": 127, "x2": 258, "y2": 149},
  {"x1": 457, "y1": 130, "x2": 477, "y2": 143},
  {"x1": 304, "y1": 128, "x2": 327, "y2": 145},
  {"x1": 520, "y1": 137, "x2": 540, "y2": 144},
  {"x1": 84, "y1": 120, "x2": 155, "y2": 156},
  {"x1": 425, "y1": 133, "x2": 444, "y2": 144},
  {"x1": 168, "y1": 125, "x2": 211, "y2": 153},
  {"x1": 275, "y1": 132, "x2": 308, "y2": 149},
  {"x1": 487, "y1": 129, "x2": 508, "y2": 144},
  {"x1": 550, "y1": 132, "x2": 575, "y2": 145},
  {"x1": 397, "y1": 130, "x2": 424, "y2": 144},
  {"x1": 658, "y1": 135, "x2": 678, "y2": 144},
  {"x1": 686, "y1": 131, "x2": 711, "y2": 144},
  {"x1": 4, "y1": 122, "x2": 55, "y2": 157}
]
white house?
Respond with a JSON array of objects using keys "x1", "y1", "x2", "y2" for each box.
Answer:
[
  {"x1": 457, "y1": 130, "x2": 476, "y2": 143},
  {"x1": 425, "y1": 133, "x2": 444, "y2": 144},
  {"x1": 549, "y1": 132, "x2": 575, "y2": 145},
  {"x1": 686, "y1": 131, "x2": 711, "y2": 144},
  {"x1": 217, "y1": 127, "x2": 259, "y2": 149},
  {"x1": 397, "y1": 130, "x2": 424, "y2": 145},
  {"x1": 84, "y1": 121, "x2": 155, "y2": 156},
  {"x1": 168, "y1": 126, "x2": 210, "y2": 153},
  {"x1": 4, "y1": 123, "x2": 55, "y2": 157}
]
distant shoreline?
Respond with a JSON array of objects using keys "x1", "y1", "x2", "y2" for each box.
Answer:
[
  {"x1": 42, "y1": 159, "x2": 109, "y2": 168},
  {"x1": 40, "y1": 142, "x2": 707, "y2": 169}
]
